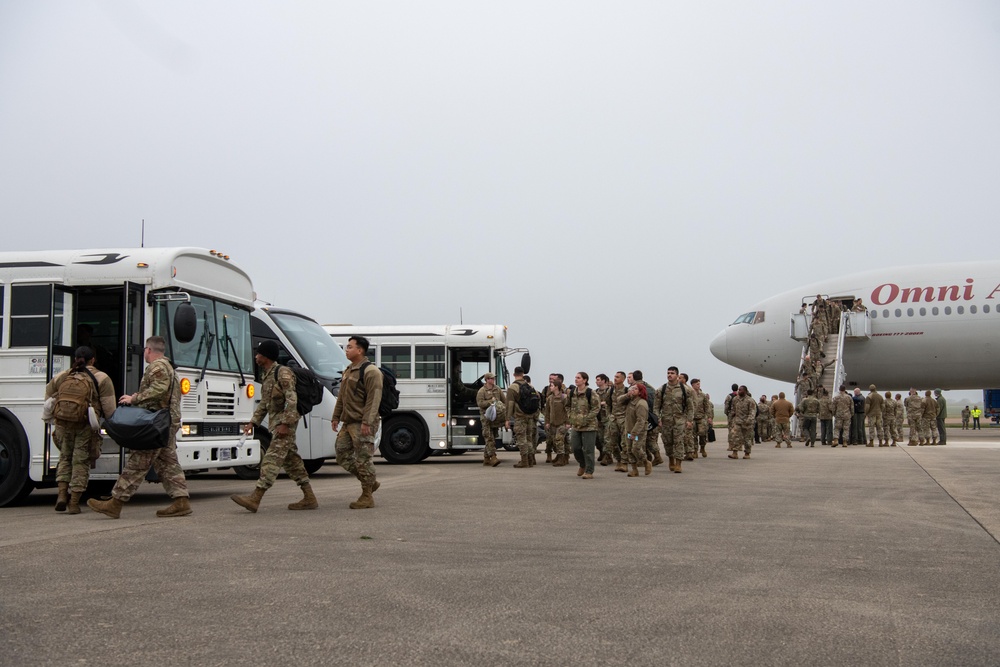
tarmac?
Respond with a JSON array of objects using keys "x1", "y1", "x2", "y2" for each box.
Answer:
[{"x1": 2, "y1": 429, "x2": 999, "y2": 667}]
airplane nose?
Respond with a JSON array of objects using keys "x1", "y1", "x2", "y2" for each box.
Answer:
[{"x1": 709, "y1": 329, "x2": 728, "y2": 363}]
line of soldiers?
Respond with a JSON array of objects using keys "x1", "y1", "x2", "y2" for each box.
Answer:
[{"x1": 477, "y1": 367, "x2": 716, "y2": 477}]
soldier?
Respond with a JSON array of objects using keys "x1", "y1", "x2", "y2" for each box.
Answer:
[
  {"x1": 544, "y1": 378, "x2": 569, "y2": 465},
  {"x1": 934, "y1": 389, "x2": 947, "y2": 445},
  {"x1": 850, "y1": 388, "x2": 866, "y2": 445},
  {"x1": 607, "y1": 371, "x2": 629, "y2": 472},
  {"x1": 894, "y1": 393, "x2": 905, "y2": 441},
  {"x1": 756, "y1": 395, "x2": 770, "y2": 444},
  {"x1": 331, "y1": 335, "x2": 383, "y2": 508},
  {"x1": 45, "y1": 346, "x2": 117, "y2": 514},
  {"x1": 679, "y1": 372, "x2": 698, "y2": 460},
  {"x1": 505, "y1": 367, "x2": 538, "y2": 468},
  {"x1": 633, "y1": 370, "x2": 661, "y2": 465},
  {"x1": 728, "y1": 386, "x2": 756, "y2": 459},
  {"x1": 566, "y1": 371, "x2": 601, "y2": 479},
  {"x1": 921, "y1": 390, "x2": 938, "y2": 445},
  {"x1": 656, "y1": 366, "x2": 694, "y2": 474},
  {"x1": 723, "y1": 383, "x2": 739, "y2": 450},
  {"x1": 811, "y1": 295, "x2": 829, "y2": 340},
  {"x1": 89, "y1": 336, "x2": 191, "y2": 519},
  {"x1": 797, "y1": 389, "x2": 820, "y2": 447},
  {"x1": 903, "y1": 389, "x2": 924, "y2": 445},
  {"x1": 769, "y1": 394, "x2": 779, "y2": 441},
  {"x1": 882, "y1": 391, "x2": 898, "y2": 446},
  {"x1": 623, "y1": 383, "x2": 649, "y2": 477},
  {"x1": 231, "y1": 340, "x2": 317, "y2": 513},
  {"x1": 961, "y1": 405, "x2": 971, "y2": 430},
  {"x1": 691, "y1": 378, "x2": 711, "y2": 457},
  {"x1": 818, "y1": 387, "x2": 834, "y2": 446},
  {"x1": 594, "y1": 374, "x2": 612, "y2": 464},
  {"x1": 864, "y1": 384, "x2": 885, "y2": 447},
  {"x1": 770, "y1": 391, "x2": 794, "y2": 448},
  {"x1": 832, "y1": 385, "x2": 853, "y2": 447},
  {"x1": 476, "y1": 372, "x2": 506, "y2": 467}
]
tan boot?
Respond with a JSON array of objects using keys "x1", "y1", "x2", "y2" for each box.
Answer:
[
  {"x1": 489, "y1": 456, "x2": 502, "y2": 467},
  {"x1": 652, "y1": 452, "x2": 664, "y2": 466},
  {"x1": 668, "y1": 458, "x2": 676, "y2": 472},
  {"x1": 288, "y1": 483, "x2": 319, "y2": 510},
  {"x1": 513, "y1": 454, "x2": 529, "y2": 468},
  {"x1": 231, "y1": 487, "x2": 266, "y2": 513},
  {"x1": 614, "y1": 461, "x2": 627, "y2": 473},
  {"x1": 528, "y1": 452, "x2": 536, "y2": 466},
  {"x1": 483, "y1": 457, "x2": 492, "y2": 466},
  {"x1": 775, "y1": 443, "x2": 781, "y2": 448},
  {"x1": 743, "y1": 452, "x2": 751, "y2": 459},
  {"x1": 700, "y1": 447, "x2": 707, "y2": 458},
  {"x1": 349, "y1": 485, "x2": 375, "y2": 509},
  {"x1": 545, "y1": 451, "x2": 553, "y2": 463},
  {"x1": 87, "y1": 495, "x2": 123, "y2": 519},
  {"x1": 786, "y1": 443, "x2": 792, "y2": 448},
  {"x1": 577, "y1": 467, "x2": 585, "y2": 477},
  {"x1": 627, "y1": 464, "x2": 639, "y2": 477},
  {"x1": 644, "y1": 460, "x2": 653, "y2": 476},
  {"x1": 55, "y1": 482, "x2": 69, "y2": 512},
  {"x1": 673, "y1": 458, "x2": 682, "y2": 473},
  {"x1": 67, "y1": 491, "x2": 83, "y2": 515},
  {"x1": 157, "y1": 497, "x2": 193, "y2": 517}
]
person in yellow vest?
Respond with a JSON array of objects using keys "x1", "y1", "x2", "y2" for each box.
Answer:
[{"x1": 970, "y1": 405, "x2": 982, "y2": 430}]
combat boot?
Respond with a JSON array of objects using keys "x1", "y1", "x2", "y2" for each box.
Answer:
[
  {"x1": 891, "y1": 439, "x2": 897, "y2": 447},
  {"x1": 684, "y1": 454, "x2": 695, "y2": 461},
  {"x1": 545, "y1": 450, "x2": 553, "y2": 463},
  {"x1": 489, "y1": 456, "x2": 502, "y2": 467},
  {"x1": 288, "y1": 483, "x2": 319, "y2": 510},
  {"x1": 528, "y1": 452, "x2": 537, "y2": 466},
  {"x1": 349, "y1": 485, "x2": 375, "y2": 509},
  {"x1": 577, "y1": 467, "x2": 585, "y2": 477},
  {"x1": 614, "y1": 461, "x2": 627, "y2": 473},
  {"x1": 87, "y1": 495, "x2": 123, "y2": 519},
  {"x1": 644, "y1": 460, "x2": 652, "y2": 476},
  {"x1": 668, "y1": 458, "x2": 676, "y2": 472},
  {"x1": 483, "y1": 457, "x2": 492, "y2": 466},
  {"x1": 673, "y1": 458, "x2": 682, "y2": 473},
  {"x1": 231, "y1": 487, "x2": 266, "y2": 513},
  {"x1": 785, "y1": 443, "x2": 792, "y2": 448},
  {"x1": 66, "y1": 491, "x2": 83, "y2": 515},
  {"x1": 743, "y1": 452, "x2": 751, "y2": 459},
  {"x1": 775, "y1": 442, "x2": 781, "y2": 448},
  {"x1": 627, "y1": 463, "x2": 639, "y2": 477},
  {"x1": 652, "y1": 451, "x2": 664, "y2": 466},
  {"x1": 513, "y1": 454, "x2": 529, "y2": 468},
  {"x1": 55, "y1": 482, "x2": 69, "y2": 512},
  {"x1": 551, "y1": 453, "x2": 563, "y2": 466},
  {"x1": 157, "y1": 497, "x2": 193, "y2": 517},
  {"x1": 700, "y1": 447, "x2": 707, "y2": 458},
  {"x1": 867, "y1": 439, "x2": 874, "y2": 446}
]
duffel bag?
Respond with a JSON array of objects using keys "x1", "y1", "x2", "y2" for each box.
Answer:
[{"x1": 103, "y1": 406, "x2": 171, "y2": 450}]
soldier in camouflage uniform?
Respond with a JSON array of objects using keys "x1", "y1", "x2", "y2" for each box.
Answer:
[
  {"x1": 594, "y1": 374, "x2": 611, "y2": 465},
  {"x1": 818, "y1": 387, "x2": 834, "y2": 446},
  {"x1": 45, "y1": 346, "x2": 117, "y2": 514},
  {"x1": 655, "y1": 367, "x2": 694, "y2": 473},
  {"x1": 231, "y1": 340, "x2": 317, "y2": 512},
  {"x1": 623, "y1": 383, "x2": 649, "y2": 477},
  {"x1": 894, "y1": 394, "x2": 905, "y2": 442},
  {"x1": 903, "y1": 389, "x2": 924, "y2": 445},
  {"x1": 691, "y1": 379, "x2": 711, "y2": 457},
  {"x1": 506, "y1": 367, "x2": 538, "y2": 468},
  {"x1": 544, "y1": 380, "x2": 569, "y2": 466},
  {"x1": 566, "y1": 372, "x2": 601, "y2": 478},
  {"x1": 832, "y1": 385, "x2": 853, "y2": 447},
  {"x1": 882, "y1": 391, "x2": 898, "y2": 446},
  {"x1": 89, "y1": 337, "x2": 191, "y2": 519},
  {"x1": 921, "y1": 390, "x2": 938, "y2": 445},
  {"x1": 796, "y1": 389, "x2": 820, "y2": 447},
  {"x1": 632, "y1": 371, "x2": 661, "y2": 465},
  {"x1": 606, "y1": 372, "x2": 629, "y2": 472},
  {"x1": 756, "y1": 395, "x2": 770, "y2": 443},
  {"x1": 476, "y1": 372, "x2": 506, "y2": 467},
  {"x1": 728, "y1": 386, "x2": 756, "y2": 459},
  {"x1": 864, "y1": 384, "x2": 885, "y2": 446},
  {"x1": 332, "y1": 335, "x2": 384, "y2": 507}
]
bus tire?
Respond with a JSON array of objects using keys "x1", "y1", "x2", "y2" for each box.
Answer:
[
  {"x1": 232, "y1": 428, "x2": 272, "y2": 480},
  {"x1": 379, "y1": 416, "x2": 428, "y2": 465},
  {"x1": 304, "y1": 458, "x2": 325, "y2": 475},
  {"x1": 0, "y1": 417, "x2": 33, "y2": 507}
]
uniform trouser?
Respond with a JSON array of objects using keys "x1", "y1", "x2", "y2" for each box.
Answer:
[
  {"x1": 851, "y1": 414, "x2": 865, "y2": 444},
  {"x1": 962, "y1": 419, "x2": 969, "y2": 430},
  {"x1": 259, "y1": 430, "x2": 309, "y2": 490},
  {"x1": 684, "y1": 421, "x2": 696, "y2": 457},
  {"x1": 646, "y1": 426, "x2": 661, "y2": 461},
  {"x1": 895, "y1": 418, "x2": 904, "y2": 440},
  {"x1": 113, "y1": 431, "x2": 188, "y2": 502},
  {"x1": 512, "y1": 417, "x2": 534, "y2": 456},
  {"x1": 867, "y1": 414, "x2": 885, "y2": 442},
  {"x1": 919, "y1": 417, "x2": 934, "y2": 442},
  {"x1": 626, "y1": 431, "x2": 647, "y2": 465},
  {"x1": 801, "y1": 417, "x2": 817, "y2": 444},
  {"x1": 774, "y1": 422, "x2": 791, "y2": 445},
  {"x1": 820, "y1": 419, "x2": 833, "y2": 445},
  {"x1": 481, "y1": 421, "x2": 500, "y2": 458},
  {"x1": 570, "y1": 430, "x2": 597, "y2": 474},
  {"x1": 835, "y1": 416, "x2": 851, "y2": 444},
  {"x1": 756, "y1": 419, "x2": 768, "y2": 442},
  {"x1": 548, "y1": 423, "x2": 568, "y2": 455},
  {"x1": 606, "y1": 417, "x2": 625, "y2": 462},
  {"x1": 55, "y1": 423, "x2": 92, "y2": 492},
  {"x1": 660, "y1": 420, "x2": 686, "y2": 460},
  {"x1": 936, "y1": 418, "x2": 947, "y2": 444},
  {"x1": 729, "y1": 421, "x2": 753, "y2": 453},
  {"x1": 336, "y1": 422, "x2": 377, "y2": 488},
  {"x1": 694, "y1": 418, "x2": 708, "y2": 449},
  {"x1": 529, "y1": 418, "x2": 539, "y2": 451},
  {"x1": 908, "y1": 417, "x2": 922, "y2": 442},
  {"x1": 595, "y1": 420, "x2": 606, "y2": 454}
]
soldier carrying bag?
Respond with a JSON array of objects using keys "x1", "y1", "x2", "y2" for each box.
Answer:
[{"x1": 102, "y1": 381, "x2": 174, "y2": 451}]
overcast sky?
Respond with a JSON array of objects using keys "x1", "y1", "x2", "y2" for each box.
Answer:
[{"x1": 2, "y1": 1, "x2": 999, "y2": 402}]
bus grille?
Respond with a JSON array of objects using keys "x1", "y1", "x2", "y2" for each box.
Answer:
[{"x1": 206, "y1": 391, "x2": 236, "y2": 416}]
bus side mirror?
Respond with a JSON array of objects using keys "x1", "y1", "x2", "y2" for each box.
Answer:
[
  {"x1": 520, "y1": 352, "x2": 531, "y2": 374},
  {"x1": 174, "y1": 302, "x2": 198, "y2": 343}
]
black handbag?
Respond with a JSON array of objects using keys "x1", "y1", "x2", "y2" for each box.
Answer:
[
  {"x1": 707, "y1": 426, "x2": 716, "y2": 442},
  {"x1": 103, "y1": 406, "x2": 171, "y2": 450}
]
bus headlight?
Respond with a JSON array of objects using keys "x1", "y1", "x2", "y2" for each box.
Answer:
[
  {"x1": 468, "y1": 419, "x2": 475, "y2": 426},
  {"x1": 181, "y1": 424, "x2": 199, "y2": 436}
]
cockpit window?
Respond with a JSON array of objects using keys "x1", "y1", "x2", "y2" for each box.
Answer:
[{"x1": 731, "y1": 311, "x2": 765, "y2": 325}]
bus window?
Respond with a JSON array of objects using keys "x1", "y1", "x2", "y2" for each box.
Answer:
[
  {"x1": 156, "y1": 296, "x2": 252, "y2": 374},
  {"x1": 0, "y1": 285, "x2": 4, "y2": 345},
  {"x1": 381, "y1": 344, "x2": 411, "y2": 379},
  {"x1": 415, "y1": 345, "x2": 445, "y2": 379},
  {"x1": 10, "y1": 284, "x2": 51, "y2": 347}
]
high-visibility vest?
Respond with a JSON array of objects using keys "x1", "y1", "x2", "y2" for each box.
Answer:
[{"x1": 971, "y1": 408, "x2": 982, "y2": 418}]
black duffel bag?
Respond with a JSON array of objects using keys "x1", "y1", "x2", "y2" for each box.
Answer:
[{"x1": 103, "y1": 406, "x2": 171, "y2": 450}]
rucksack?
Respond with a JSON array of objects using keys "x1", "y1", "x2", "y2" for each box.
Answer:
[
  {"x1": 356, "y1": 361, "x2": 400, "y2": 419},
  {"x1": 644, "y1": 386, "x2": 657, "y2": 431},
  {"x1": 54, "y1": 368, "x2": 98, "y2": 424},
  {"x1": 278, "y1": 364, "x2": 324, "y2": 416},
  {"x1": 516, "y1": 380, "x2": 540, "y2": 414},
  {"x1": 565, "y1": 387, "x2": 592, "y2": 406}
]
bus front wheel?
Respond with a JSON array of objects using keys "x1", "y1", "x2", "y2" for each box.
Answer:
[
  {"x1": 0, "y1": 419, "x2": 33, "y2": 507},
  {"x1": 380, "y1": 417, "x2": 428, "y2": 464}
]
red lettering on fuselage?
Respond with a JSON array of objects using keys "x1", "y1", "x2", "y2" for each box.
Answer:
[
  {"x1": 986, "y1": 283, "x2": 1000, "y2": 300},
  {"x1": 871, "y1": 278, "x2": 974, "y2": 305}
]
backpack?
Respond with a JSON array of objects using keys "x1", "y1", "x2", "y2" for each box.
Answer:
[
  {"x1": 516, "y1": 380, "x2": 540, "y2": 414},
  {"x1": 54, "y1": 368, "x2": 98, "y2": 424},
  {"x1": 278, "y1": 364, "x2": 324, "y2": 416},
  {"x1": 356, "y1": 361, "x2": 400, "y2": 419},
  {"x1": 644, "y1": 387, "x2": 657, "y2": 431},
  {"x1": 565, "y1": 387, "x2": 592, "y2": 406}
]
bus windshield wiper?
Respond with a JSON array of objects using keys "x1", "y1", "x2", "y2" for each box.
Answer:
[
  {"x1": 222, "y1": 316, "x2": 246, "y2": 387},
  {"x1": 198, "y1": 331, "x2": 216, "y2": 381}
]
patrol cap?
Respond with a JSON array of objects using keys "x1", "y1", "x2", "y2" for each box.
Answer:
[
  {"x1": 934, "y1": 388, "x2": 942, "y2": 394},
  {"x1": 869, "y1": 384, "x2": 877, "y2": 390},
  {"x1": 484, "y1": 372, "x2": 496, "y2": 379},
  {"x1": 257, "y1": 340, "x2": 280, "y2": 361}
]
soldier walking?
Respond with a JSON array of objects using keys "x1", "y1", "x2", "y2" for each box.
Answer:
[
  {"x1": 476, "y1": 372, "x2": 506, "y2": 467},
  {"x1": 566, "y1": 372, "x2": 601, "y2": 479},
  {"x1": 505, "y1": 367, "x2": 538, "y2": 468},
  {"x1": 728, "y1": 386, "x2": 756, "y2": 459},
  {"x1": 691, "y1": 379, "x2": 711, "y2": 457},
  {"x1": 623, "y1": 383, "x2": 650, "y2": 477},
  {"x1": 771, "y1": 392, "x2": 794, "y2": 448},
  {"x1": 655, "y1": 366, "x2": 694, "y2": 473},
  {"x1": 832, "y1": 386, "x2": 853, "y2": 447}
]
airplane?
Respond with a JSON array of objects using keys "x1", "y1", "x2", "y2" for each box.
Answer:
[{"x1": 709, "y1": 261, "x2": 1000, "y2": 391}]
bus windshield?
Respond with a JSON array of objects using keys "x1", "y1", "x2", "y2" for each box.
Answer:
[
  {"x1": 270, "y1": 311, "x2": 350, "y2": 381},
  {"x1": 156, "y1": 295, "x2": 253, "y2": 373}
]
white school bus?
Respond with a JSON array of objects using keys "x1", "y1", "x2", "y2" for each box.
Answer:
[
  {"x1": 324, "y1": 324, "x2": 530, "y2": 464},
  {"x1": 0, "y1": 247, "x2": 260, "y2": 506}
]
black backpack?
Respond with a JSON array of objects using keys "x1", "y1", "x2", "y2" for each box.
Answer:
[
  {"x1": 278, "y1": 364, "x2": 324, "y2": 416},
  {"x1": 356, "y1": 361, "x2": 400, "y2": 419},
  {"x1": 644, "y1": 387, "x2": 657, "y2": 431},
  {"x1": 516, "y1": 381, "x2": 540, "y2": 414},
  {"x1": 565, "y1": 387, "x2": 592, "y2": 406}
]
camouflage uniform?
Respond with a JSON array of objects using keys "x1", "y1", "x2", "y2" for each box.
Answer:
[
  {"x1": 818, "y1": 392, "x2": 834, "y2": 446},
  {"x1": 45, "y1": 364, "x2": 116, "y2": 493},
  {"x1": 333, "y1": 358, "x2": 383, "y2": 488},
  {"x1": 605, "y1": 384, "x2": 628, "y2": 464},
  {"x1": 641, "y1": 381, "x2": 660, "y2": 462},
  {"x1": 566, "y1": 387, "x2": 601, "y2": 474},
  {"x1": 833, "y1": 390, "x2": 853, "y2": 446},
  {"x1": 112, "y1": 357, "x2": 189, "y2": 502},
  {"x1": 921, "y1": 393, "x2": 938, "y2": 444},
  {"x1": 595, "y1": 384, "x2": 611, "y2": 459},
  {"x1": 895, "y1": 399, "x2": 905, "y2": 440},
  {"x1": 882, "y1": 394, "x2": 898, "y2": 445},
  {"x1": 904, "y1": 393, "x2": 924, "y2": 444},
  {"x1": 797, "y1": 395, "x2": 820, "y2": 446},
  {"x1": 729, "y1": 395, "x2": 757, "y2": 455},
  {"x1": 756, "y1": 399, "x2": 771, "y2": 442},
  {"x1": 692, "y1": 388, "x2": 711, "y2": 454},
  {"x1": 864, "y1": 388, "x2": 885, "y2": 445},
  {"x1": 476, "y1": 384, "x2": 506, "y2": 460},
  {"x1": 252, "y1": 364, "x2": 309, "y2": 491},
  {"x1": 544, "y1": 386, "x2": 569, "y2": 459},
  {"x1": 655, "y1": 381, "x2": 694, "y2": 462},
  {"x1": 506, "y1": 378, "x2": 538, "y2": 460},
  {"x1": 623, "y1": 395, "x2": 648, "y2": 466}
]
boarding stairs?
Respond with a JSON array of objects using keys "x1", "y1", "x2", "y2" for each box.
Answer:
[{"x1": 790, "y1": 309, "x2": 872, "y2": 406}]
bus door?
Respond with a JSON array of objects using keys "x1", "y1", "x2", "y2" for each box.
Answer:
[
  {"x1": 43, "y1": 286, "x2": 75, "y2": 477},
  {"x1": 448, "y1": 348, "x2": 489, "y2": 448}
]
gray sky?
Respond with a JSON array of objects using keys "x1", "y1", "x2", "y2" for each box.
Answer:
[{"x1": 2, "y1": 1, "x2": 999, "y2": 403}]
